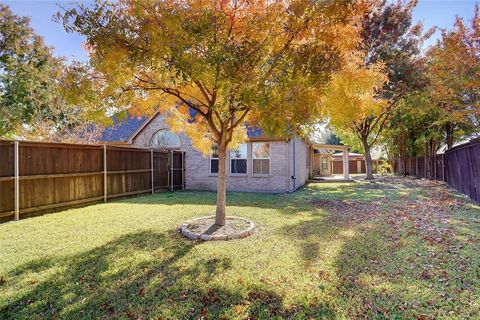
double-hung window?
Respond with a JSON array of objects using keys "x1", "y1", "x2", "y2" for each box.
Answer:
[
  {"x1": 252, "y1": 142, "x2": 270, "y2": 175},
  {"x1": 230, "y1": 143, "x2": 247, "y2": 174},
  {"x1": 210, "y1": 145, "x2": 219, "y2": 174},
  {"x1": 322, "y1": 157, "x2": 328, "y2": 170}
]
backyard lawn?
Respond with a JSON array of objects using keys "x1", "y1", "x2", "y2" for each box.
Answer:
[{"x1": 1, "y1": 177, "x2": 479, "y2": 319}]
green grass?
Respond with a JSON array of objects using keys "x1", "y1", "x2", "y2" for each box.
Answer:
[{"x1": 1, "y1": 177, "x2": 479, "y2": 319}]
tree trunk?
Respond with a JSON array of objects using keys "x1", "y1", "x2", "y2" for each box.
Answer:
[
  {"x1": 361, "y1": 137, "x2": 374, "y2": 180},
  {"x1": 215, "y1": 143, "x2": 227, "y2": 226},
  {"x1": 425, "y1": 138, "x2": 437, "y2": 180},
  {"x1": 445, "y1": 122, "x2": 454, "y2": 150}
]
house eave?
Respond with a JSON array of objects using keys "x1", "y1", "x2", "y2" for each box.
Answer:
[
  {"x1": 312, "y1": 143, "x2": 350, "y2": 151},
  {"x1": 247, "y1": 136, "x2": 290, "y2": 142}
]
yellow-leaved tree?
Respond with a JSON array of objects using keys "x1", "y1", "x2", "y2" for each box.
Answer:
[
  {"x1": 60, "y1": 0, "x2": 361, "y2": 225},
  {"x1": 322, "y1": 52, "x2": 388, "y2": 180}
]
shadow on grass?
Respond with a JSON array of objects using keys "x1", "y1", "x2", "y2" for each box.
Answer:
[
  {"x1": 1, "y1": 229, "x2": 336, "y2": 319},
  {"x1": 5, "y1": 177, "x2": 472, "y2": 318}
]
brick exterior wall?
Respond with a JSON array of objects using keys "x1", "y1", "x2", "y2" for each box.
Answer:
[
  {"x1": 185, "y1": 140, "x2": 292, "y2": 193},
  {"x1": 130, "y1": 113, "x2": 310, "y2": 193},
  {"x1": 291, "y1": 137, "x2": 309, "y2": 191}
]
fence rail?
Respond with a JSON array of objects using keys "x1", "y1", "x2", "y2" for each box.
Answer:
[
  {"x1": 394, "y1": 139, "x2": 480, "y2": 203},
  {"x1": 0, "y1": 140, "x2": 184, "y2": 222}
]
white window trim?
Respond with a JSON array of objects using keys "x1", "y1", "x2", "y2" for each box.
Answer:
[
  {"x1": 229, "y1": 143, "x2": 248, "y2": 175},
  {"x1": 252, "y1": 142, "x2": 270, "y2": 176},
  {"x1": 149, "y1": 129, "x2": 182, "y2": 149}
]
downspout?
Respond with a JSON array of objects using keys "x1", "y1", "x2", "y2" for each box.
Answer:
[
  {"x1": 286, "y1": 139, "x2": 290, "y2": 192},
  {"x1": 291, "y1": 139, "x2": 296, "y2": 191}
]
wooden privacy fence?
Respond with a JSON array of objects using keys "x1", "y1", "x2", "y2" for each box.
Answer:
[
  {"x1": 394, "y1": 139, "x2": 480, "y2": 203},
  {"x1": 0, "y1": 140, "x2": 184, "y2": 222}
]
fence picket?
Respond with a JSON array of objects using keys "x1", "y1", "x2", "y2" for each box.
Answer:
[
  {"x1": 394, "y1": 140, "x2": 480, "y2": 203},
  {"x1": 0, "y1": 140, "x2": 184, "y2": 222}
]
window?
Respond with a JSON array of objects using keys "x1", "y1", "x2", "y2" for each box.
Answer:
[
  {"x1": 150, "y1": 129, "x2": 181, "y2": 149},
  {"x1": 322, "y1": 157, "x2": 328, "y2": 170},
  {"x1": 253, "y1": 142, "x2": 270, "y2": 175},
  {"x1": 210, "y1": 145, "x2": 219, "y2": 174},
  {"x1": 230, "y1": 143, "x2": 247, "y2": 174}
]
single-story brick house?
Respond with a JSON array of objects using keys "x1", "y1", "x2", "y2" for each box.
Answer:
[{"x1": 100, "y1": 112, "x2": 351, "y2": 193}]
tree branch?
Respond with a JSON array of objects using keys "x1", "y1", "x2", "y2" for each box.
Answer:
[
  {"x1": 368, "y1": 114, "x2": 389, "y2": 148},
  {"x1": 194, "y1": 80, "x2": 212, "y2": 105}
]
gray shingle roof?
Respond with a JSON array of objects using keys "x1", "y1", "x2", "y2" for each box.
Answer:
[
  {"x1": 100, "y1": 114, "x2": 147, "y2": 142},
  {"x1": 100, "y1": 111, "x2": 263, "y2": 142}
]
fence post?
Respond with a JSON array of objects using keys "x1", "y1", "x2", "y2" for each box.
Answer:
[
  {"x1": 103, "y1": 145, "x2": 107, "y2": 202},
  {"x1": 151, "y1": 149, "x2": 154, "y2": 194},
  {"x1": 424, "y1": 156, "x2": 427, "y2": 179},
  {"x1": 415, "y1": 157, "x2": 418, "y2": 178},
  {"x1": 182, "y1": 151, "x2": 185, "y2": 190},
  {"x1": 14, "y1": 141, "x2": 19, "y2": 221},
  {"x1": 434, "y1": 154, "x2": 437, "y2": 180},
  {"x1": 442, "y1": 153, "x2": 446, "y2": 182}
]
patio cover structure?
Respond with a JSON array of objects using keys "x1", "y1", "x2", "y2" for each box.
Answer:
[{"x1": 310, "y1": 144, "x2": 350, "y2": 180}]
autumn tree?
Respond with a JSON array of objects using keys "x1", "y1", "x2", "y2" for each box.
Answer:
[
  {"x1": 361, "y1": 0, "x2": 432, "y2": 103},
  {"x1": 382, "y1": 91, "x2": 442, "y2": 176},
  {"x1": 322, "y1": 52, "x2": 388, "y2": 180},
  {"x1": 0, "y1": 4, "x2": 64, "y2": 137},
  {"x1": 359, "y1": 0, "x2": 432, "y2": 172},
  {"x1": 0, "y1": 5, "x2": 107, "y2": 141},
  {"x1": 321, "y1": 0, "x2": 431, "y2": 180},
  {"x1": 383, "y1": 5, "x2": 480, "y2": 177},
  {"x1": 427, "y1": 6, "x2": 480, "y2": 149},
  {"x1": 60, "y1": 0, "x2": 359, "y2": 226}
]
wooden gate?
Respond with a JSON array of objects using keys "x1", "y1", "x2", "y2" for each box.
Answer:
[
  {"x1": 153, "y1": 150, "x2": 184, "y2": 192},
  {"x1": 153, "y1": 152, "x2": 169, "y2": 191}
]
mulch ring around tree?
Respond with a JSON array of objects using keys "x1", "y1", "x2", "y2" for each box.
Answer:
[{"x1": 180, "y1": 216, "x2": 255, "y2": 241}]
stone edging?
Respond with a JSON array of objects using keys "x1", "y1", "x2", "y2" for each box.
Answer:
[{"x1": 180, "y1": 216, "x2": 255, "y2": 241}]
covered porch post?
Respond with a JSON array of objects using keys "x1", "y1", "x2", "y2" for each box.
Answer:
[{"x1": 343, "y1": 148, "x2": 350, "y2": 180}]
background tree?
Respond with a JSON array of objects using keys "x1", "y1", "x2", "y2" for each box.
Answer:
[
  {"x1": 382, "y1": 91, "x2": 441, "y2": 175},
  {"x1": 356, "y1": 0, "x2": 432, "y2": 169},
  {"x1": 0, "y1": 4, "x2": 106, "y2": 141},
  {"x1": 322, "y1": 52, "x2": 388, "y2": 180},
  {"x1": 309, "y1": 124, "x2": 343, "y2": 145},
  {"x1": 60, "y1": 0, "x2": 359, "y2": 226},
  {"x1": 427, "y1": 7, "x2": 480, "y2": 149},
  {"x1": 325, "y1": 132, "x2": 343, "y2": 146},
  {"x1": 320, "y1": 0, "x2": 431, "y2": 180},
  {"x1": 0, "y1": 4, "x2": 62, "y2": 136},
  {"x1": 382, "y1": 5, "x2": 480, "y2": 176},
  {"x1": 361, "y1": 0, "x2": 432, "y2": 103}
]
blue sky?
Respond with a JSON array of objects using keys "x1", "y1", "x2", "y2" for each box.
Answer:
[{"x1": 2, "y1": 0, "x2": 480, "y2": 62}]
